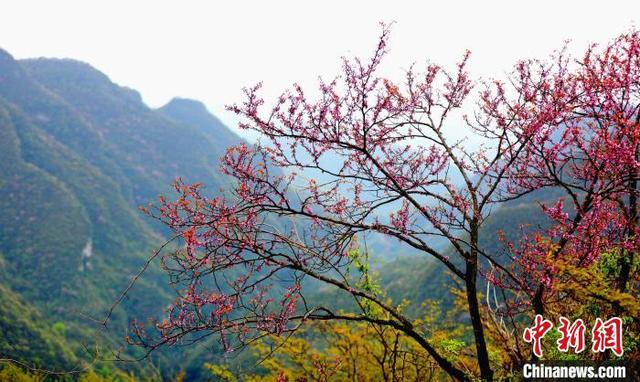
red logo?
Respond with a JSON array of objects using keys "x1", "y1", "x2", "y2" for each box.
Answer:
[
  {"x1": 557, "y1": 317, "x2": 586, "y2": 353},
  {"x1": 523, "y1": 314, "x2": 554, "y2": 357},
  {"x1": 592, "y1": 317, "x2": 624, "y2": 357},
  {"x1": 523, "y1": 315, "x2": 624, "y2": 357}
]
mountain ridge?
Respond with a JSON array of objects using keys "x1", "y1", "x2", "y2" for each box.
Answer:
[{"x1": 0, "y1": 48, "x2": 245, "y2": 378}]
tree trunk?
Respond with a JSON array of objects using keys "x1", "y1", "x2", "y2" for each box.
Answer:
[{"x1": 466, "y1": 236, "x2": 493, "y2": 381}]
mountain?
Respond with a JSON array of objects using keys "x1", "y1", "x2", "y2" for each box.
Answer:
[
  {"x1": 0, "y1": 46, "x2": 569, "y2": 380},
  {"x1": 0, "y1": 48, "x2": 242, "y2": 378},
  {"x1": 158, "y1": 97, "x2": 240, "y2": 146}
]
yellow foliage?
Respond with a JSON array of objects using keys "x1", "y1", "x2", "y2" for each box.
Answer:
[
  {"x1": 0, "y1": 364, "x2": 44, "y2": 382},
  {"x1": 553, "y1": 255, "x2": 640, "y2": 318},
  {"x1": 205, "y1": 363, "x2": 237, "y2": 382}
]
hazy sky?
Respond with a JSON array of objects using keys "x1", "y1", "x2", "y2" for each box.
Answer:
[{"x1": 1, "y1": 1, "x2": 639, "y2": 139}]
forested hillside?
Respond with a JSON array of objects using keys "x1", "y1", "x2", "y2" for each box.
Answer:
[{"x1": 0, "y1": 48, "x2": 241, "y2": 379}]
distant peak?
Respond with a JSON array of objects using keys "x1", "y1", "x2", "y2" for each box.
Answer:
[
  {"x1": 159, "y1": 97, "x2": 240, "y2": 143},
  {"x1": 162, "y1": 97, "x2": 209, "y2": 114},
  {"x1": 0, "y1": 48, "x2": 27, "y2": 83},
  {"x1": 0, "y1": 48, "x2": 20, "y2": 68},
  {"x1": 20, "y1": 57, "x2": 113, "y2": 86},
  {"x1": 0, "y1": 47, "x2": 14, "y2": 61},
  {"x1": 19, "y1": 57, "x2": 143, "y2": 105},
  {"x1": 23, "y1": 56, "x2": 93, "y2": 68}
]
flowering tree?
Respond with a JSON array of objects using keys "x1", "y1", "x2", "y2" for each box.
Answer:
[
  {"x1": 486, "y1": 31, "x2": 640, "y2": 310},
  {"x1": 482, "y1": 30, "x2": 640, "y2": 363},
  {"x1": 129, "y1": 26, "x2": 640, "y2": 380}
]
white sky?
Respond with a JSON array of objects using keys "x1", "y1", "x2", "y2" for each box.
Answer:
[{"x1": 1, "y1": 1, "x2": 639, "y2": 140}]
